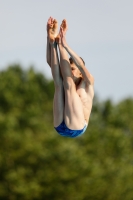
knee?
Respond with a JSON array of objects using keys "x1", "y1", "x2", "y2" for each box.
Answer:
[
  {"x1": 54, "y1": 84, "x2": 64, "y2": 95},
  {"x1": 63, "y1": 77, "x2": 74, "y2": 89},
  {"x1": 54, "y1": 79, "x2": 63, "y2": 88}
]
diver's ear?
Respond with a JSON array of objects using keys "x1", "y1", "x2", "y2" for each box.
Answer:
[{"x1": 80, "y1": 72, "x2": 82, "y2": 76}]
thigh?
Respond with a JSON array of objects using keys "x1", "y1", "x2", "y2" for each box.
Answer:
[
  {"x1": 64, "y1": 78, "x2": 85, "y2": 130},
  {"x1": 53, "y1": 84, "x2": 64, "y2": 127}
]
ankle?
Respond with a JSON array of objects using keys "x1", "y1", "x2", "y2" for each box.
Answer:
[{"x1": 50, "y1": 41, "x2": 57, "y2": 48}]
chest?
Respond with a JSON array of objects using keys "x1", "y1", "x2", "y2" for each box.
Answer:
[
  {"x1": 76, "y1": 80, "x2": 94, "y2": 105},
  {"x1": 76, "y1": 81, "x2": 88, "y2": 103}
]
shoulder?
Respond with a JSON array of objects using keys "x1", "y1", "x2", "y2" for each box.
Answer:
[
  {"x1": 78, "y1": 79, "x2": 94, "y2": 98},
  {"x1": 81, "y1": 73, "x2": 94, "y2": 89},
  {"x1": 83, "y1": 77, "x2": 95, "y2": 99},
  {"x1": 86, "y1": 73, "x2": 94, "y2": 86},
  {"x1": 80, "y1": 63, "x2": 94, "y2": 86}
]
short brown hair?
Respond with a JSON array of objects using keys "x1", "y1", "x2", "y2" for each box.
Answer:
[
  {"x1": 69, "y1": 57, "x2": 85, "y2": 65},
  {"x1": 80, "y1": 57, "x2": 85, "y2": 65}
]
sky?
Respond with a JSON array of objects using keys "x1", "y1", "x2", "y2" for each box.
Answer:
[{"x1": 0, "y1": 0, "x2": 133, "y2": 103}]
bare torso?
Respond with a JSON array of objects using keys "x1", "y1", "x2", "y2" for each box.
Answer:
[{"x1": 77, "y1": 79, "x2": 94, "y2": 124}]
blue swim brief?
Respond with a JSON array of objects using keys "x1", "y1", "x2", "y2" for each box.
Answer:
[{"x1": 54, "y1": 120, "x2": 87, "y2": 138}]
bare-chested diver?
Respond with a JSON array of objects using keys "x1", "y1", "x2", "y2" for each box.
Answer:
[{"x1": 46, "y1": 17, "x2": 94, "y2": 137}]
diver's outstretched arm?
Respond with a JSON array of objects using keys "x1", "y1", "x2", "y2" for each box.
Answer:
[{"x1": 60, "y1": 22, "x2": 94, "y2": 85}]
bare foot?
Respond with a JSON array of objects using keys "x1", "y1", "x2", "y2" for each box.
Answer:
[
  {"x1": 47, "y1": 17, "x2": 58, "y2": 44},
  {"x1": 56, "y1": 19, "x2": 68, "y2": 44},
  {"x1": 46, "y1": 17, "x2": 53, "y2": 31},
  {"x1": 61, "y1": 19, "x2": 68, "y2": 35}
]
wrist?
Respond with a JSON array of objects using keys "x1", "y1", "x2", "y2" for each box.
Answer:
[{"x1": 50, "y1": 41, "x2": 57, "y2": 48}]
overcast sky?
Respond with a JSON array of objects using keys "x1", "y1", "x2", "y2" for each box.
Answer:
[{"x1": 0, "y1": 0, "x2": 133, "y2": 102}]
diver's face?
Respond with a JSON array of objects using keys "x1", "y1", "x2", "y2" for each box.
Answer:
[{"x1": 69, "y1": 58, "x2": 82, "y2": 79}]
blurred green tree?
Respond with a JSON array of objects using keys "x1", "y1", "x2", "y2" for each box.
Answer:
[{"x1": 0, "y1": 65, "x2": 132, "y2": 200}]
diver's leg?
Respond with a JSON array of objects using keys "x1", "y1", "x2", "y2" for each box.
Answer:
[
  {"x1": 46, "y1": 17, "x2": 52, "y2": 66},
  {"x1": 57, "y1": 20, "x2": 85, "y2": 130},
  {"x1": 47, "y1": 17, "x2": 64, "y2": 127},
  {"x1": 46, "y1": 36, "x2": 51, "y2": 67}
]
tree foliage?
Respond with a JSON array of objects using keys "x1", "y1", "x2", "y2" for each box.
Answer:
[{"x1": 0, "y1": 65, "x2": 133, "y2": 200}]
